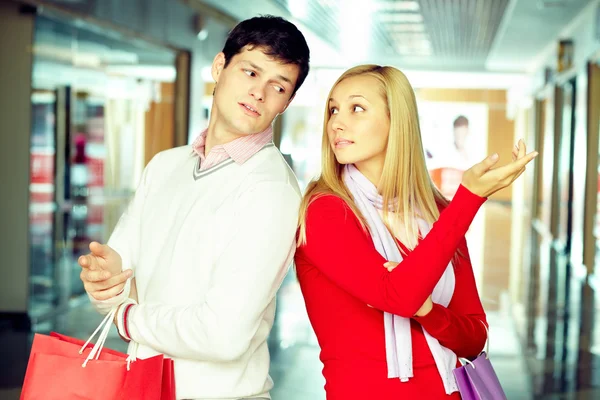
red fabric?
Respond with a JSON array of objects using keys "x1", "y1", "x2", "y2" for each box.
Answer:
[
  {"x1": 21, "y1": 332, "x2": 175, "y2": 400},
  {"x1": 295, "y1": 184, "x2": 488, "y2": 399},
  {"x1": 160, "y1": 357, "x2": 176, "y2": 400}
]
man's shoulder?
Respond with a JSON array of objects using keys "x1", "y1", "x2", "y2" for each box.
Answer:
[
  {"x1": 151, "y1": 145, "x2": 194, "y2": 163},
  {"x1": 244, "y1": 146, "x2": 301, "y2": 195},
  {"x1": 144, "y1": 145, "x2": 195, "y2": 174}
]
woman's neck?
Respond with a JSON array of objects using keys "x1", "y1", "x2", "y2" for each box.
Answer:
[{"x1": 354, "y1": 158, "x2": 384, "y2": 189}]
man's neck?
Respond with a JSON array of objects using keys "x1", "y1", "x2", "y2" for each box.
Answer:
[{"x1": 205, "y1": 113, "x2": 241, "y2": 156}]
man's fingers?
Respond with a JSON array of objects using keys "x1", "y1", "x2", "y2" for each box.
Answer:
[
  {"x1": 83, "y1": 269, "x2": 112, "y2": 283},
  {"x1": 90, "y1": 283, "x2": 127, "y2": 301},
  {"x1": 78, "y1": 254, "x2": 90, "y2": 269},
  {"x1": 78, "y1": 254, "x2": 100, "y2": 271},
  {"x1": 89, "y1": 241, "x2": 110, "y2": 257},
  {"x1": 84, "y1": 270, "x2": 132, "y2": 293}
]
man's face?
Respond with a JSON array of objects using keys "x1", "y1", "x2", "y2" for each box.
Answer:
[{"x1": 211, "y1": 46, "x2": 300, "y2": 137}]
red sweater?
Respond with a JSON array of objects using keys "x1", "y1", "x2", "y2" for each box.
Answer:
[{"x1": 295, "y1": 185, "x2": 488, "y2": 399}]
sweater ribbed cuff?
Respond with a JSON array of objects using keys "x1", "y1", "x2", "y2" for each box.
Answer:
[{"x1": 116, "y1": 298, "x2": 138, "y2": 341}]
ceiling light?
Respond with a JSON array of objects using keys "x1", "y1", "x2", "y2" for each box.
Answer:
[
  {"x1": 340, "y1": 0, "x2": 374, "y2": 62},
  {"x1": 396, "y1": 47, "x2": 433, "y2": 56},
  {"x1": 395, "y1": 41, "x2": 433, "y2": 52},
  {"x1": 379, "y1": 13, "x2": 424, "y2": 23},
  {"x1": 387, "y1": 23, "x2": 426, "y2": 32},
  {"x1": 377, "y1": 1, "x2": 420, "y2": 12},
  {"x1": 391, "y1": 32, "x2": 430, "y2": 41},
  {"x1": 288, "y1": 0, "x2": 308, "y2": 19}
]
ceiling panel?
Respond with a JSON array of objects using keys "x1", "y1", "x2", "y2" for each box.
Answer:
[
  {"x1": 486, "y1": 0, "x2": 595, "y2": 71},
  {"x1": 195, "y1": 0, "x2": 596, "y2": 72},
  {"x1": 271, "y1": 0, "x2": 509, "y2": 70}
]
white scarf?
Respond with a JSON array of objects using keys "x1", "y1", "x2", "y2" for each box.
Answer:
[{"x1": 343, "y1": 164, "x2": 459, "y2": 394}]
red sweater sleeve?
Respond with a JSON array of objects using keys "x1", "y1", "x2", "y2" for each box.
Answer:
[
  {"x1": 413, "y1": 239, "x2": 488, "y2": 359},
  {"x1": 300, "y1": 184, "x2": 485, "y2": 318}
]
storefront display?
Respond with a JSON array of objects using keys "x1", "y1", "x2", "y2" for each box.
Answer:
[{"x1": 27, "y1": 14, "x2": 177, "y2": 327}]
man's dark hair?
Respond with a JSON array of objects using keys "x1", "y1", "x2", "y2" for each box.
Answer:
[
  {"x1": 453, "y1": 115, "x2": 469, "y2": 128},
  {"x1": 222, "y1": 15, "x2": 310, "y2": 96}
]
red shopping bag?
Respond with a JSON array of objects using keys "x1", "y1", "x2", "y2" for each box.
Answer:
[
  {"x1": 160, "y1": 357, "x2": 176, "y2": 400},
  {"x1": 21, "y1": 331, "x2": 175, "y2": 400},
  {"x1": 48, "y1": 333, "x2": 175, "y2": 399}
]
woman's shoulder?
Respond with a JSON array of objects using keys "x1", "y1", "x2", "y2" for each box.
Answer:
[
  {"x1": 307, "y1": 193, "x2": 348, "y2": 208},
  {"x1": 305, "y1": 193, "x2": 356, "y2": 221},
  {"x1": 298, "y1": 193, "x2": 366, "y2": 255}
]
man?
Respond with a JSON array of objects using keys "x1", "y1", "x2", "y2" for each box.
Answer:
[
  {"x1": 78, "y1": 15, "x2": 310, "y2": 400},
  {"x1": 452, "y1": 115, "x2": 471, "y2": 168}
]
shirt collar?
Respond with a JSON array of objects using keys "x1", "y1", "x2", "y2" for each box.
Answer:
[{"x1": 191, "y1": 126, "x2": 274, "y2": 165}]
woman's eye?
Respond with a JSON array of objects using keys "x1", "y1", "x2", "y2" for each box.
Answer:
[
  {"x1": 330, "y1": 107, "x2": 339, "y2": 115},
  {"x1": 353, "y1": 105, "x2": 365, "y2": 112}
]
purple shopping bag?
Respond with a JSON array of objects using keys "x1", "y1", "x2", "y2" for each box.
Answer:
[
  {"x1": 452, "y1": 321, "x2": 507, "y2": 400},
  {"x1": 453, "y1": 351, "x2": 507, "y2": 400}
]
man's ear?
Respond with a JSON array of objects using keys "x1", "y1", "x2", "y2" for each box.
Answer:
[{"x1": 211, "y1": 52, "x2": 226, "y2": 83}]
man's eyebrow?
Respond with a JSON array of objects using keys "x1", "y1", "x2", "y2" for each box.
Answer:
[{"x1": 244, "y1": 61, "x2": 293, "y2": 85}]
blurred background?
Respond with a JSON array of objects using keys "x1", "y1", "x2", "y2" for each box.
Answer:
[{"x1": 1, "y1": 0, "x2": 600, "y2": 398}]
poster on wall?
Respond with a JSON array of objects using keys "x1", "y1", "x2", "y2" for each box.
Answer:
[{"x1": 417, "y1": 101, "x2": 489, "y2": 198}]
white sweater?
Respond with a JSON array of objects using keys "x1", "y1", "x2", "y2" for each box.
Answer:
[{"x1": 90, "y1": 143, "x2": 301, "y2": 400}]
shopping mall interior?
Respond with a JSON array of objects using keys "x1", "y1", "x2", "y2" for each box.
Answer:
[{"x1": 1, "y1": 0, "x2": 600, "y2": 398}]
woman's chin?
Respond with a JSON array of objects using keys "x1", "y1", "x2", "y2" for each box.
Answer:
[
  {"x1": 335, "y1": 157, "x2": 352, "y2": 165},
  {"x1": 334, "y1": 153, "x2": 357, "y2": 165}
]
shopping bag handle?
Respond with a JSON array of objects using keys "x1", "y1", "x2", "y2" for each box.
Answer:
[
  {"x1": 79, "y1": 303, "x2": 140, "y2": 370},
  {"x1": 79, "y1": 306, "x2": 117, "y2": 367}
]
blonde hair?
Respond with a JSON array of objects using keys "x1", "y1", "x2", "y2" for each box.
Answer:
[{"x1": 297, "y1": 65, "x2": 451, "y2": 254}]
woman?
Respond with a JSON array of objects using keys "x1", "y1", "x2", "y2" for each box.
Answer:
[{"x1": 295, "y1": 65, "x2": 536, "y2": 399}]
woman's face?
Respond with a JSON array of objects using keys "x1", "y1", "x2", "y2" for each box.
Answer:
[{"x1": 327, "y1": 75, "x2": 390, "y2": 175}]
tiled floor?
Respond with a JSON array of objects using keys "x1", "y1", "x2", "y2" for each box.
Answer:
[{"x1": 3, "y1": 202, "x2": 600, "y2": 399}]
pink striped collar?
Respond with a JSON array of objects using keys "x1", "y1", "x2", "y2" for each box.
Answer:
[{"x1": 191, "y1": 126, "x2": 273, "y2": 170}]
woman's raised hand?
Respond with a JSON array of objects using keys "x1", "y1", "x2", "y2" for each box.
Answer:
[{"x1": 461, "y1": 139, "x2": 537, "y2": 198}]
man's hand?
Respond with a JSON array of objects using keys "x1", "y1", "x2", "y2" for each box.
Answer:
[{"x1": 79, "y1": 241, "x2": 132, "y2": 301}]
